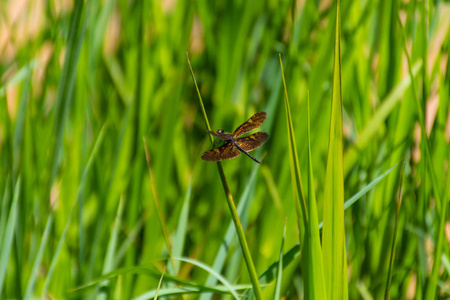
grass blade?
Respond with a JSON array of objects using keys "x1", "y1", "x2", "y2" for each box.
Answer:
[
  {"x1": 133, "y1": 284, "x2": 253, "y2": 300},
  {"x1": 202, "y1": 166, "x2": 259, "y2": 300},
  {"x1": 98, "y1": 196, "x2": 125, "y2": 298},
  {"x1": 425, "y1": 145, "x2": 450, "y2": 298},
  {"x1": 41, "y1": 124, "x2": 106, "y2": 297},
  {"x1": 143, "y1": 137, "x2": 172, "y2": 256},
  {"x1": 384, "y1": 164, "x2": 405, "y2": 299},
  {"x1": 343, "y1": 60, "x2": 422, "y2": 176},
  {"x1": 154, "y1": 267, "x2": 166, "y2": 300},
  {"x1": 279, "y1": 55, "x2": 326, "y2": 298},
  {"x1": 257, "y1": 160, "x2": 400, "y2": 285},
  {"x1": 172, "y1": 178, "x2": 193, "y2": 274},
  {"x1": 23, "y1": 210, "x2": 54, "y2": 299},
  {"x1": 187, "y1": 53, "x2": 262, "y2": 299},
  {"x1": 396, "y1": 11, "x2": 445, "y2": 299},
  {"x1": 0, "y1": 61, "x2": 37, "y2": 97},
  {"x1": 0, "y1": 178, "x2": 20, "y2": 296},
  {"x1": 48, "y1": 0, "x2": 86, "y2": 192},
  {"x1": 303, "y1": 92, "x2": 326, "y2": 299},
  {"x1": 321, "y1": 1, "x2": 348, "y2": 299},
  {"x1": 397, "y1": 10, "x2": 442, "y2": 211},
  {"x1": 279, "y1": 54, "x2": 307, "y2": 247},
  {"x1": 173, "y1": 257, "x2": 240, "y2": 300},
  {"x1": 274, "y1": 220, "x2": 287, "y2": 300}
]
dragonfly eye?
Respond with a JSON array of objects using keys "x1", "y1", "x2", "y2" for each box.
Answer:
[{"x1": 217, "y1": 129, "x2": 224, "y2": 133}]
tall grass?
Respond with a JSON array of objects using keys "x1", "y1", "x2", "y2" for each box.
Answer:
[{"x1": 0, "y1": 0, "x2": 449, "y2": 299}]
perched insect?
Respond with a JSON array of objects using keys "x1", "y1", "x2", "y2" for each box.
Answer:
[{"x1": 201, "y1": 112, "x2": 269, "y2": 164}]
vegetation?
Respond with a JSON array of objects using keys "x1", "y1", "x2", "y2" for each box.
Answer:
[{"x1": 0, "y1": 0, "x2": 449, "y2": 299}]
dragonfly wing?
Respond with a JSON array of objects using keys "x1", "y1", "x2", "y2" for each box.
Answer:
[
  {"x1": 233, "y1": 112, "x2": 267, "y2": 138},
  {"x1": 235, "y1": 132, "x2": 269, "y2": 152},
  {"x1": 201, "y1": 142, "x2": 241, "y2": 161}
]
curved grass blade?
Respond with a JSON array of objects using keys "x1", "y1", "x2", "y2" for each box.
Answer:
[
  {"x1": 133, "y1": 284, "x2": 253, "y2": 300},
  {"x1": 70, "y1": 263, "x2": 250, "y2": 297},
  {"x1": 173, "y1": 257, "x2": 240, "y2": 300}
]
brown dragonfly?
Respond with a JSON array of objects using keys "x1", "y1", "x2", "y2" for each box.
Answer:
[{"x1": 201, "y1": 112, "x2": 269, "y2": 164}]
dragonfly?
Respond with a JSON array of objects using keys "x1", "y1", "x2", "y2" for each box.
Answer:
[{"x1": 201, "y1": 112, "x2": 269, "y2": 164}]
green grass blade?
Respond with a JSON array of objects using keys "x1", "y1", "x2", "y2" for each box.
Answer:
[
  {"x1": 41, "y1": 124, "x2": 106, "y2": 297},
  {"x1": 133, "y1": 284, "x2": 253, "y2": 300},
  {"x1": 97, "y1": 196, "x2": 125, "y2": 298},
  {"x1": 0, "y1": 178, "x2": 20, "y2": 296},
  {"x1": 274, "y1": 220, "x2": 287, "y2": 300},
  {"x1": 0, "y1": 176, "x2": 11, "y2": 254},
  {"x1": 343, "y1": 60, "x2": 422, "y2": 176},
  {"x1": 397, "y1": 12, "x2": 442, "y2": 212},
  {"x1": 397, "y1": 11, "x2": 445, "y2": 298},
  {"x1": 258, "y1": 161, "x2": 399, "y2": 285},
  {"x1": 23, "y1": 211, "x2": 54, "y2": 299},
  {"x1": 173, "y1": 257, "x2": 240, "y2": 300},
  {"x1": 0, "y1": 95, "x2": 12, "y2": 186},
  {"x1": 384, "y1": 164, "x2": 404, "y2": 299},
  {"x1": 321, "y1": 2, "x2": 348, "y2": 299},
  {"x1": 143, "y1": 137, "x2": 172, "y2": 256},
  {"x1": 70, "y1": 263, "x2": 251, "y2": 297},
  {"x1": 425, "y1": 145, "x2": 450, "y2": 299},
  {"x1": 48, "y1": 0, "x2": 86, "y2": 196},
  {"x1": 279, "y1": 54, "x2": 307, "y2": 244},
  {"x1": 187, "y1": 53, "x2": 262, "y2": 299},
  {"x1": 201, "y1": 166, "x2": 259, "y2": 300},
  {"x1": 114, "y1": 219, "x2": 144, "y2": 267},
  {"x1": 11, "y1": 64, "x2": 32, "y2": 180},
  {"x1": 344, "y1": 163, "x2": 399, "y2": 210},
  {"x1": 103, "y1": 197, "x2": 125, "y2": 274},
  {"x1": 279, "y1": 55, "x2": 327, "y2": 299},
  {"x1": 154, "y1": 267, "x2": 166, "y2": 300},
  {"x1": 0, "y1": 61, "x2": 37, "y2": 98},
  {"x1": 257, "y1": 243, "x2": 301, "y2": 286},
  {"x1": 303, "y1": 91, "x2": 326, "y2": 299},
  {"x1": 172, "y1": 178, "x2": 193, "y2": 274}
]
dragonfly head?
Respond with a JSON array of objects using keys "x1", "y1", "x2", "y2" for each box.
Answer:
[{"x1": 217, "y1": 129, "x2": 224, "y2": 134}]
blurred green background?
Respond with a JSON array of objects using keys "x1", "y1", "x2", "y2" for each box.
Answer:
[{"x1": 1, "y1": 0, "x2": 450, "y2": 299}]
